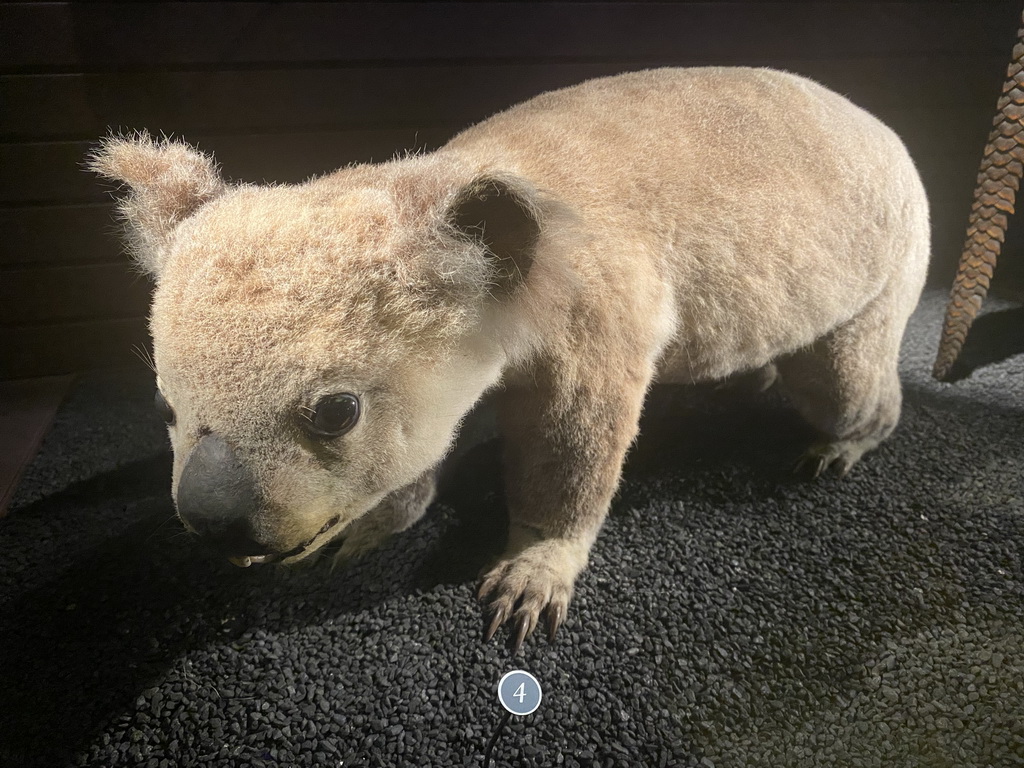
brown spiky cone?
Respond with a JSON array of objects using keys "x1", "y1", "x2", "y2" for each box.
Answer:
[{"x1": 934, "y1": 14, "x2": 1024, "y2": 380}]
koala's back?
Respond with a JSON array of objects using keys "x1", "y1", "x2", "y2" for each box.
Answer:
[{"x1": 441, "y1": 67, "x2": 929, "y2": 381}]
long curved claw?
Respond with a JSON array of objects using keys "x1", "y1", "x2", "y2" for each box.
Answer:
[
  {"x1": 512, "y1": 608, "x2": 544, "y2": 654},
  {"x1": 484, "y1": 604, "x2": 508, "y2": 642},
  {"x1": 545, "y1": 602, "x2": 566, "y2": 643},
  {"x1": 793, "y1": 454, "x2": 828, "y2": 480},
  {"x1": 477, "y1": 572, "x2": 499, "y2": 601},
  {"x1": 811, "y1": 455, "x2": 827, "y2": 479},
  {"x1": 511, "y1": 612, "x2": 535, "y2": 654},
  {"x1": 835, "y1": 456, "x2": 854, "y2": 478}
]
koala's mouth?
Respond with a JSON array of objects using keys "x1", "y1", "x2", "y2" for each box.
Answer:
[{"x1": 226, "y1": 515, "x2": 341, "y2": 568}]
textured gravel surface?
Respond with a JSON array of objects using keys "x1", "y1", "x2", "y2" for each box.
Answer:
[{"x1": 1, "y1": 289, "x2": 1022, "y2": 768}]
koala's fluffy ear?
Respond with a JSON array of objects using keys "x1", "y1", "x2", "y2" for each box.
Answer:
[
  {"x1": 448, "y1": 176, "x2": 541, "y2": 293},
  {"x1": 88, "y1": 133, "x2": 226, "y2": 277}
]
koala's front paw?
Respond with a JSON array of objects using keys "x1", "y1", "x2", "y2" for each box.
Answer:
[
  {"x1": 332, "y1": 510, "x2": 402, "y2": 565},
  {"x1": 478, "y1": 537, "x2": 588, "y2": 653},
  {"x1": 331, "y1": 471, "x2": 436, "y2": 568}
]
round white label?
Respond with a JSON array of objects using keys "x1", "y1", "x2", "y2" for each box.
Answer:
[{"x1": 497, "y1": 670, "x2": 542, "y2": 716}]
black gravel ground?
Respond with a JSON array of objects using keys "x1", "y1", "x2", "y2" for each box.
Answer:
[{"x1": 2, "y1": 289, "x2": 1023, "y2": 768}]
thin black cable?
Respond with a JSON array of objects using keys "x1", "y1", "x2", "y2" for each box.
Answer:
[{"x1": 483, "y1": 710, "x2": 512, "y2": 768}]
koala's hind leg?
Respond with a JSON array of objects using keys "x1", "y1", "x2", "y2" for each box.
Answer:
[
  {"x1": 776, "y1": 289, "x2": 909, "y2": 478},
  {"x1": 332, "y1": 468, "x2": 437, "y2": 566},
  {"x1": 479, "y1": 356, "x2": 653, "y2": 652}
]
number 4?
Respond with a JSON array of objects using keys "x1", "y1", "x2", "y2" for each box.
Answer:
[{"x1": 497, "y1": 669, "x2": 542, "y2": 716}]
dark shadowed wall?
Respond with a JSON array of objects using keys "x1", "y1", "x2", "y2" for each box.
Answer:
[{"x1": 2, "y1": 1, "x2": 1022, "y2": 378}]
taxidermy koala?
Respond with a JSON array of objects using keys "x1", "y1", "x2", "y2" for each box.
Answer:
[{"x1": 91, "y1": 68, "x2": 929, "y2": 651}]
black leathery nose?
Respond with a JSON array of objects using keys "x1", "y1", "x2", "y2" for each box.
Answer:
[{"x1": 176, "y1": 433, "x2": 266, "y2": 554}]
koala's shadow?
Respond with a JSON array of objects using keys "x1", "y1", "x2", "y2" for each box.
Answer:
[
  {"x1": 615, "y1": 383, "x2": 817, "y2": 512},
  {"x1": 0, "y1": 386, "x2": 809, "y2": 765},
  {"x1": 938, "y1": 305, "x2": 1024, "y2": 382},
  {"x1": 422, "y1": 382, "x2": 817, "y2": 588},
  {"x1": 0, "y1": 454, "x2": 447, "y2": 766}
]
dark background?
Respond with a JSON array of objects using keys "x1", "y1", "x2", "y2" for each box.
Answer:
[{"x1": 2, "y1": 1, "x2": 1024, "y2": 379}]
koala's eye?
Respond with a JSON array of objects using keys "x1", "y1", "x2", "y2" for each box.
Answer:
[
  {"x1": 154, "y1": 390, "x2": 176, "y2": 426},
  {"x1": 305, "y1": 394, "x2": 360, "y2": 438}
]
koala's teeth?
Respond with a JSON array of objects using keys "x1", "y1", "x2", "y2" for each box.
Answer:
[
  {"x1": 227, "y1": 554, "x2": 276, "y2": 567},
  {"x1": 224, "y1": 517, "x2": 342, "y2": 568}
]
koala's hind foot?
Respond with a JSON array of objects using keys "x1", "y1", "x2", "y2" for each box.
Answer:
[
  {"x1": 793, "y1": 433, "x2": 890, "y2": 479},
  {"x1": 331, "y1": 469, "x2": 437, "y2": 567},
  {"x1": 778, "y1": 290, "x2": 906, "y2": 479}
]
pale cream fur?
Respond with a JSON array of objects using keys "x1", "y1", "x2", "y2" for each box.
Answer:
[{"x1": 91, "y1": 68, "x2": 929, "y2": 648}]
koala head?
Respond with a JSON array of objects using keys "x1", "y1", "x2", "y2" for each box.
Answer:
[{"x1": 90, "y1": 133, "x2": 542, "y2": 565}]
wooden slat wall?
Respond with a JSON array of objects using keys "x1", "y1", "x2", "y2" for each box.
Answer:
[{"x1": 1, "y1": 1, "x2": 1021, "y2": 378}]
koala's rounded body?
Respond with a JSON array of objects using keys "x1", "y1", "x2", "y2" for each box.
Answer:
[{"x1": 92, "y1": 68, "x2": 929, "y2": 649}]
